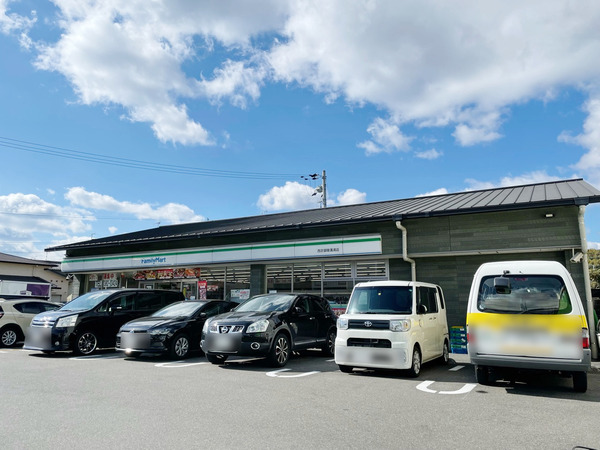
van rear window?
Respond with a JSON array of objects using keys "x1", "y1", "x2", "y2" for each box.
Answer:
[{"x1": 477, "y1": 275, "x2": 572, "y2": 314}]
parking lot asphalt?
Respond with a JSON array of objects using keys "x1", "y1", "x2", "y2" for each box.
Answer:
[{"x1": 2, "y1": 347, "x2": 600, "y2": 450}]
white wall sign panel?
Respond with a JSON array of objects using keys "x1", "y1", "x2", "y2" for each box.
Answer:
[{"x1": 61, "y1": 235, "x2": 382, "y2": 273}]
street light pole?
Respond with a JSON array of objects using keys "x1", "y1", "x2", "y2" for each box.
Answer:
[{"x1": 321, "y1": 170, "x2": 327, "y2": 208}]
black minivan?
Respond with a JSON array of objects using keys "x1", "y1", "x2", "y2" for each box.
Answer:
[{"x1": 24, "y1": 289, "x2": 184, "y2": 355}]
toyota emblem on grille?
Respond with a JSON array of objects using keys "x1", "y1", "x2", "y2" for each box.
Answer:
[{"x1": 364, "y1": 321, "x2": 373, "y2": 328}]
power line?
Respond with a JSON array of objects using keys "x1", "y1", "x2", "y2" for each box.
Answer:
[{"x1": 0, "y1": 136, "x2": 304, "y2": 180}]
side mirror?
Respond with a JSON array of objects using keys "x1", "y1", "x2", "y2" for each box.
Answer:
[
  {"x1": 494, "y1": 276, "x2": 511, "y2": 294},
  {"x1": 198, "y1": 312, "x2": 207, "y2": 319},
  {"x1": 294, "y1": 306, "x2": 306, "y2": 314},
  {"x1": 417, "y1": 304, "x2": 427, "y2": 315}
]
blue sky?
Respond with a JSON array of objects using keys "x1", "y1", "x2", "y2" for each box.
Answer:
[{"x1": 2, "y1": 0, "x2": 600, "y2": 261}]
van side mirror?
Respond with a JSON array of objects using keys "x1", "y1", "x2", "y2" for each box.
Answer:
[
  {"x1": 494, "y1": 276, "x2": 511, "y2": 294},
  {"x1": 417, "y1": 304, "x2": 427, "y2": 315}
]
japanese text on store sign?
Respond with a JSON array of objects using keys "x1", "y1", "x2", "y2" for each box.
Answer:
[{"x1": 317, "y1": 247, "x2": 340, "y2": 253}]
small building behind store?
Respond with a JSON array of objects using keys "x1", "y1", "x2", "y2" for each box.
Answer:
[
  {"x1": 47, "y1": 178, "x2": 600, "y2": 330},
  {"x1": 0, "y1": 252, "x2": 70, "y2": 303}
]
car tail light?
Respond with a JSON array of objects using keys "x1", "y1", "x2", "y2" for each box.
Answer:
[
  {"x1": 0, "y1": 312, "x2": 3, "y2": 319},
  {"x1": 582, "y1": 328, "x2": 590, "y2": 349},
  {"x1": 466, "y1": 326, "x2": 472, "y2": 343}
]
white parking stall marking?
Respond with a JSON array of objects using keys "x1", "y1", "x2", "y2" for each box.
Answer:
[
  {"x1": 155, "y1": 361, "x2": 208, "y2": 368},
  {"x1": 69, "y1": 354, "x2": 123, "y2": 360},
  {"x1": 266, "y1": 368, "x2": 321, "y2": 378},
  {"x1": 449, "y1": 365, "x2": 465, "y2": 371},
  {"x1": 416, "y1": 380, "x2": 476, "y2": 395},
  {"x1": 326, "y1": 359, "x2": 335, "y2": 362}
]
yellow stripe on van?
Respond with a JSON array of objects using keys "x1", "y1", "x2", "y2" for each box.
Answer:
[{"x1": 466, "y1": 312, "x2": 588, "y2": 332}]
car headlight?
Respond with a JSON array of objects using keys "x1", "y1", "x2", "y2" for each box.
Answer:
[
  {"x1": 149, "y1": 328, "x2": 171, "y2": 336},
  {"x1": 56, "y1": 315, "x2": 78, "y2": 328},
  {"x1": 246, "y1": 319, "x2": 269, "y2": 333},
  {"x1": 337, "y1": 317, "x2": 348, "y2": 330},
  {"x1": 389, "y1": 319, "x2": 411, "y2": 332},
  {"x1": 202, "y1": 319, "x2": 211, "y2": 334}
]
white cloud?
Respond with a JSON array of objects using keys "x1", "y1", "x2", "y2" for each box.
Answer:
[
  {"x1": 257, "y1": 181, "x2": 320, "y2": 211},
  {"x1": 257, "y1": 182, "x2": 366, "y2": 211},
  {"x1": 65, "y1": 187, "x2": 205, "y2": 224},
  {"x1": 0, "y1": 0, "x2": 36, "y2": 48},
  {"x1": 464, "y1": 171, "x2": 561, "y2": 191},
  {"x1": 108, "y1": 226, "x2": 118, "y2": 234},
  {"x1": 417, "y1": 188, "x2": 449, "y2": 197},
  {"x1": 0, "y1": 192, "x2": 93, "y2": 260},
  {"x1": 415, "y1": 149, "x2": 443, "y2": 160},
  {"x1": 562, "y1": 96, "x2": 600, "y2": 186},
  {"x1": 333, "y1": 189, "x2": 367, "y2": 206},
  {"x1": 358, "y1": 117, "x2": 413, "y2": 155},
  {"x1": 9, "y1": 0, "x2": 600, "y2": 152}
]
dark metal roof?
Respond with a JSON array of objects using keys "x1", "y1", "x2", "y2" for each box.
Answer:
[
  {"x1": 0, "y1": 252, "x2": 59, "y2": 266},
  {"x1": 46, "y1": 178, "x2": 600, "y2": 252}
]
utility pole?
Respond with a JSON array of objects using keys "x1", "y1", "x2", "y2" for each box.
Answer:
[
  {"x1": 321, "y1": 170, "x2": 327, "y2": 208},
  {"x1": 304, "y1": 170, "x2": 327, "y2": 208}
]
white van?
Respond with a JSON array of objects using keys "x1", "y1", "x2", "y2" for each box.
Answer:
[
  {"x1": 335, "y1": 281, "x2": 449, "y2": 376},
  {"x1": 466, "y1": 261, "x2": 591, "y2": 392}
]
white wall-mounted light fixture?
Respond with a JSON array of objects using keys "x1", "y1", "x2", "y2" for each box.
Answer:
[{"x1": 545, "y1": 213, "x2": 554, "y2": 218}]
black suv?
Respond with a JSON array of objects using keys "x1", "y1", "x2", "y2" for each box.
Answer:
[
  {"x1": 24, "y1": 289, "x2": 184, "y2": 355},
  {"x1": 116, "y1": 300, "x2": 235, "y2": 359},
  {"x1": 201, "y1": 293, "x2": 337, "y2": 367}
]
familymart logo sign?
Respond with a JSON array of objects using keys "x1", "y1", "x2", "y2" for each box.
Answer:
[{"x1": 141, "y1": 256, "x2": 167, "y2": 265}]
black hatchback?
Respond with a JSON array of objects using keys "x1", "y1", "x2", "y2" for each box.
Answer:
[
  {"x1": 201, "y1": 293, "x2": 337, "y2": 367},
  {"x1": 116, "y1": 300, "x2": 234, "y2": 359}
]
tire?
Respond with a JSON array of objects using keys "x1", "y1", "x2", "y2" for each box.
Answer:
[
  {"x1": 74, "y1": 331, "x2": 98, "y2": 356},
  {"x1": 1, "y1": 325, "x2": 21, "y2": 347},
  {"x1": 169, "y1": 334, "x2": 190, "y2": 359},
  {"x1": 268, "y1": 333, "x2": 290, "y2": 367},
  {"x1": 407, "y1": 346, "x2": 422, "y2": 378},
  {"x1": 321, "y1": 328, "x2": 336, "y2": 357},
  {"x1": 475, "y1": 365, "x2": 490, "y2": 385},
  {"x1": 440, "y1": 339, "x2": 450, "y2": 365},
  {"x1": 206, "y1": 353, "x2": 228, "y2": 365},
  {"x1": 573, "y1": 371, "x2": 587, "y2": 393},
  {"x1": 338, "y1": 364, "x2": 353, "y2": 373}
]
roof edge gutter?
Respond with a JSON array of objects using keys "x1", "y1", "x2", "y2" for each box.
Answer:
[{"x1": 394, "y1": 219, "x2": 416, "y2": 282}]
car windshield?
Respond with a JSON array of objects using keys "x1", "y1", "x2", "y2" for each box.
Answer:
[
  {"x1": 235, "y1": 294, "x2": 296, "y2": 313},
  {"x1": 152, "y1": 301, "x2": 206, "y2": 318},
  {"x1": 477, "y1": 275, "x2": 572, "y2": 314},
  {"x1": 346, "y1": 286, "x2": 413, "y2": 314},
  {"x1": 59, "y1": 290, "x2": 115, "y2": 312}
]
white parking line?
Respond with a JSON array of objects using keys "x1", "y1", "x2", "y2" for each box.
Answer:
[
  {"x1": 266, "y1": 368, "x2": 321, "y2": 378},
  {"x1": 155, "y1": 361, "x2": 208, "y2": 368},
  {"x1": 449, "y1": 365, "x2": 465, "y2": 371},
  {"x1": 69, "y1": 354, "x2": 123, "y2": 360}
]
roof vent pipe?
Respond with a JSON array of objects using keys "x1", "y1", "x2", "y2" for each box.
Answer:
[{"x1": 395, "y1": 220, "x2": 416, "y2": 282}]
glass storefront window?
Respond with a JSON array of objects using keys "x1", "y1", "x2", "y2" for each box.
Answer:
[
  {"x1": 293, "y1": 264, "x2": 322, "y2": 295},
  {"x1": 355, "y1": 261, "x2": 388, "y2": 280},
  {"x1": 200, "y1": 267, "x2": 225, "y2": 300},
  {"x1": 324, "y1": 262, "x2": 351, "y2": 279},
  {"x1": 267, "y1": 264, "x2": 293, "y2": 293},
  {"x1": 226, "y1": 266, "x2": 250, "y2": 302}
]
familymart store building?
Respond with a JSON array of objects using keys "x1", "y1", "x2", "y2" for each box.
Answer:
[
  {"x1": 48, "y1": 178, "x2": 600, "y2": 329},
  {"x1": 60, "y1": 235, "x2": 387, "y2": 304}
]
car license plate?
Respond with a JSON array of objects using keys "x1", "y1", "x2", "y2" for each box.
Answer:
[
  {"x1": 213, "y1": 335, "x2": 235, "y2": 352},
  {"x1": 121, "y1": 333, "x2": 148, "y2": 349},
  {"x1": 27, "y1": 327, "x2": 50, "y2": 346}
]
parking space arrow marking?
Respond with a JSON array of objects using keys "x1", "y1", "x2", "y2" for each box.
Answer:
[
  {"x1": 416, "y1": 381, "x2": 437, "y2": 393},
  {"x1": 438, "y1": 383, "x2": 476, "y2": 395},
  {"x1": 449, "y1": 365, "x2": 464, "y2": 371},
  {"x1": 416, "y1": 381, "x2": 476, "y2": 395},
  {"x1": 266, "y1": 368, "x2": 321, "y2": 378}
]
